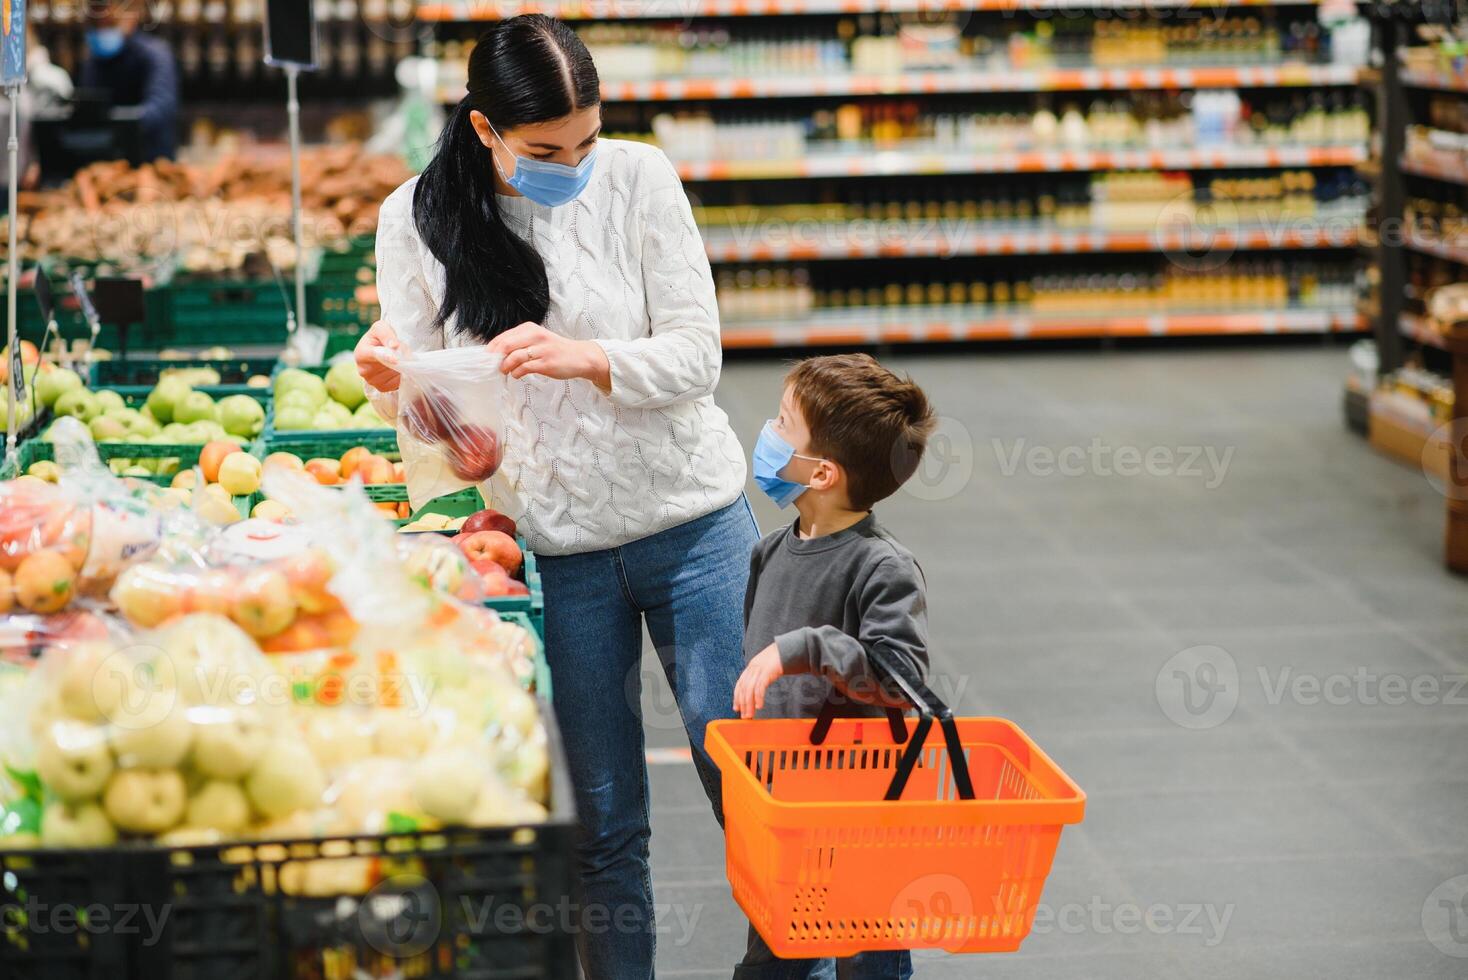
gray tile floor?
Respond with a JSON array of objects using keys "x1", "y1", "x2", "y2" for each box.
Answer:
[{"x1": 643, "y1": 347, "x2": 1468, "y2": 979}]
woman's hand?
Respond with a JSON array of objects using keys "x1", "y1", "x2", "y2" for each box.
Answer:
[
  {"x1": 354, "y1": 320, "x2": 404, "y2": 392},
  {"x1": 488, "y1": 322, "x2": 611, "y2": 393}
]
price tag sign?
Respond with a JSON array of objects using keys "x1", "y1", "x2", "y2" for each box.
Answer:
[
  {"x1": 32, "y1": 270, "x2": 53, "y2": 324},
  {"x1": 1, "y1": 0, "x2": 27, "y2": 87},
  {"x1": 9, "y1": 341, "x2": 22, "y2": 404}
]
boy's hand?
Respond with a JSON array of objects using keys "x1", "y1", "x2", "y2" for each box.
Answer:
[{"x1": 734, "y1": 644, "x2": 785, "y2": 719}]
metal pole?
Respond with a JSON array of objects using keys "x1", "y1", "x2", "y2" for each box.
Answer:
[
  {"x1": 5, "y1": 83, "x2": 19, "y2": 465},
  {"x1": 287, "y1": 64, "x2": 306, "y2": 335}
]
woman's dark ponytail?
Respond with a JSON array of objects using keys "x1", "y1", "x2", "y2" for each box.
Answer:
[{"x1": 412, "y1": 15, "x2": 599, "y2": 343}]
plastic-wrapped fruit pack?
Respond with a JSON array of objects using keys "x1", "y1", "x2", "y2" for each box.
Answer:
[
  {"x1": 383, "y1": 347, "x2": 508, "y2": 509},
  {"x1": 14, "y1": 614, "x2": 290, "y2": 847}
]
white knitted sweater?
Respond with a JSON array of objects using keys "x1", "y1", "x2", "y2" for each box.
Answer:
[{"x1": 370, "y1": 138, "x2": 747, "y2": 557}]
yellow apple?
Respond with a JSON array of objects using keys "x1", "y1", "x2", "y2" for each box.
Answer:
[
  {"x1": 103, "y1": 769, "x2": 187, "y2": 835},
  {"x1": 35, "y1": 720, "x2": 114, "y2": 801},
  {"x1": 412, "y1": 749, "x2": 483, "y2": 825},
  {"x1": 250, "y1": 499, "x2": 292, "y2": 522},
  {"x1": 245, "y1": 740, "x2": 325, "y2": 820},
  {"x1": 109, "y1": 702, "x2": 192, "y2": 769},
  {"x1": 190, "y1": 709, "x2": 269, "y2": 780},
  {"x1": 217, "y1": 453, "x2": 262, "y2": 496},
  {"x1": 40, "y1": 801, "x2": 118, "y2": 847},
  {"x1": 185, "y1": 781, "x2": 251, "y2": 834}
]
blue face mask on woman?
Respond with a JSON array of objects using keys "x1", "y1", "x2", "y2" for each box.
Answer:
[
  {"x1": 87, "y1": 28, "x2": 126, "y2": 59},
  {"x1": 486, "y1": 120, "x2": 597, "y2": 208},
  {"x1": 753, "y1": 421, "x2": 826, "y2": 508}
]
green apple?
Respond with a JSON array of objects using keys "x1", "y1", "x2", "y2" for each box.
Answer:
[
  {"x1": 274, "y1": 406, "x2": 313, "y2": 431},
  {"x1": 161, "y1": 422, "x2": 190, "y2": 442},
  {"x1": 54, "y1": 388, "x2": 101, "y2": 422},
  {"x1": 174, "y1": 390, "x2": 217, "y2": 425},
  {"x1": 276, "y1": 389, "x2": 318, "y2": 414},
  {"x1": 185, "y1": 781, "x2": 251, "y2": 834},
  {"x1": 35, "y1": 367, "x2": 84, "y2": 408},
  {"x1": 94, "y1": 389, "x2": 126, "y2": 414},
  {"x1": 191, "y1": 713, "x2": 269, "y2": 780},
  {"x1": 245, "y1": 740, "x2": 325, "y2": 820},
  {"x1": 412, "y1": 749, "x2": 482, "y2": 824},
  {"x1": 41, "y1": 802, "x2": 118, "y2": 847},
  {"x1": 325, "y1": 359, "x2": 366, "y2": 410},
  {"x1": 1, "y1": 398, "x2": 34, "y2": 430},
  {"x1": 275, "y1": 369, "x2": 327, "y2": 411},
  {"x1": 35, "y1": 720, "x2": 115, "y2": 802},
  {"x1": 146, "y1": 377, "x2": 192, "y2": 423},
  {"x1": 353, "y1": 402, "x2": 386, "y2": 427},
  {"x1": 218, "y1": 395, "x2": 265, "y2": 437}
]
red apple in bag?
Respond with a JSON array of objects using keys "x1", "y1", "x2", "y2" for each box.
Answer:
[
  {"x1": 401, "y1": 395, "x2": 463, "y2": 444},
  {"x1": 445, "y1": 425, "x2": 502, "y2": 481}
]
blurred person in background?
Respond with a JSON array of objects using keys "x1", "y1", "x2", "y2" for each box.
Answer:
[
  {"x1": 0, "y1": 27, "x2": 73, "y2": 189},
  {"x1": 81, "y1": 0, "x2": 178, "y2": 161}
]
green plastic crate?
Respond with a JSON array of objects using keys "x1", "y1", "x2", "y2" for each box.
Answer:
[
  {"x1": 14, "y1": 436, "x2": 203, "y2": 486},
  {"x1": 260, "y1": 430, "x2": 401, "y2": 459},
  {"x1": 166, "y1": 278, "x2": 293, "y2": 347},
  {"x1": 482, "y1": 543, "x2": 545, "y2": 643},
  {"x1": 91, "y1": 356, "x2": 278, "y2": 390},
  {"x1": 262, "y1": 362, "x2": 395, "y2": 447},
  {"x1": 499, "y1": 609, "x2": 551, "y2": 699}
]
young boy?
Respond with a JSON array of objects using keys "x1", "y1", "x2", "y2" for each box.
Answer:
[{"x1": 732, "y1": 353, "x2": 936, "y2": 980}]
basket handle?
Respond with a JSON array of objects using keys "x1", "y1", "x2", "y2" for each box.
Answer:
[{"x1": 808, "y1": 649, "x2": 975, "y2": 802}]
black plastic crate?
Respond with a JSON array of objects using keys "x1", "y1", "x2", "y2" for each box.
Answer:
[{"x1": 0, "y1": 703, "x2": 578, "y2": 980}]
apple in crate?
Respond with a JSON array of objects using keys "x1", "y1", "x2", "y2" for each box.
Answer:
[
  {"x1": 457, "y1": 530, "x2": 521, "y2": 575},
  {"x1": 461, "y1": 508, "x2": 517, "y2": 538}
]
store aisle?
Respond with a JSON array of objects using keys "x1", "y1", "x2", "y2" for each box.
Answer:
[{"x1": 646, "y1": 347, "x2": 1468, "y2": 979}]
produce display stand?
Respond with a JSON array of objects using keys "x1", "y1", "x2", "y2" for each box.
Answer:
[{"x1": 0, "y1": 703, "x2": 578, "y2": 980}]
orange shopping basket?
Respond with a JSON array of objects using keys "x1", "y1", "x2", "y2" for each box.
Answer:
[{"x1": 706, "y1": 650, "x2": 1086, "y2": 958}]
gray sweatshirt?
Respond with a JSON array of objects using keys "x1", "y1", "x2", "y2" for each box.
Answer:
[{"x1": 743, "y1": 512, "x2": 929, "y2": 720}]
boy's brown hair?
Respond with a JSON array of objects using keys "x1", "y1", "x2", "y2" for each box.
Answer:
[{"x1": 786, "y1": 353, "x2": 937, "y2": 511}]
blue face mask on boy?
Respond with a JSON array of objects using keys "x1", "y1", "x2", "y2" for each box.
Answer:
[
  {"x1": 87, "y1": 28, "x2": 126, "y2": 59},
  {"x1": 753, "y1": 421, "x2": 826, "y2": 508},
  {"x1": 486, "y1": 119, "x2": 597, "y2": 208}
]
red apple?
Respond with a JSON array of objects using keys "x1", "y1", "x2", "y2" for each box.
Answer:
[
  {"x1": 401, "y1": 396, "x2": 461, "y2": 444},
  {"x1": 476, "y1": 562, "x2": 513, "y2": 597},
  {"x1": 458, "y1": 531, "x2": 522, "y2": 575},
  {"x1": 461, "y1": 508, "x2": 517, "y2": 539},
  {"x1": 445, "y1": 426, "x2": 501, "y2": 481},
  {"x1": 505, "y1": 580, "x2": 530, "y2": 597}
]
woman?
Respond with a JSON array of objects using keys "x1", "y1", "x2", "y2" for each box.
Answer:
[{"x1": 354, "y1": 14, "x2": 754, "y2": 978}]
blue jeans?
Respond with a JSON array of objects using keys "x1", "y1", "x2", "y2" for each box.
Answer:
[{"x1": 539, "y1": 496, "x2": 760, "y2": 980}]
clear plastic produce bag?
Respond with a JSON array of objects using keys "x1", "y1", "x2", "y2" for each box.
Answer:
[{"x1": 385, "y1": 347, "x2": 508, "y2": 509}]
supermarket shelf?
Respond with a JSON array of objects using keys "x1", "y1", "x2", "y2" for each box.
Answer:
[
  {"x1": 1401, "y1": 155, "x2": 1468, "y2": 186},
  {"x1": 419, "y1": 0, "x2": 1324, "y2": 20},
  {"x1": 1400, "y1": 312, "x2": 1449, "y2": 350},
  {"x1": 673, "y1": 143, "x2": 1367, "y2": 181},
  {"x1": 701, "y1": 221, "x2": 1361, "y2": 262},
  {"x1": 588, "y1": 64, "x2": 1360, "y2": 102},
  {"x1": 1403, "y1": 227, "x2": 1468, "y2": 266},
  {"x1": 719, "y1": 307, "x2": 1364, "y2": 347},
  {"x1": 432, "y1": 63, "x2": 1367, "y2": 105},
  {"x1": 1399, "y1": 67, "x2": 1468, "y2": 95}
]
